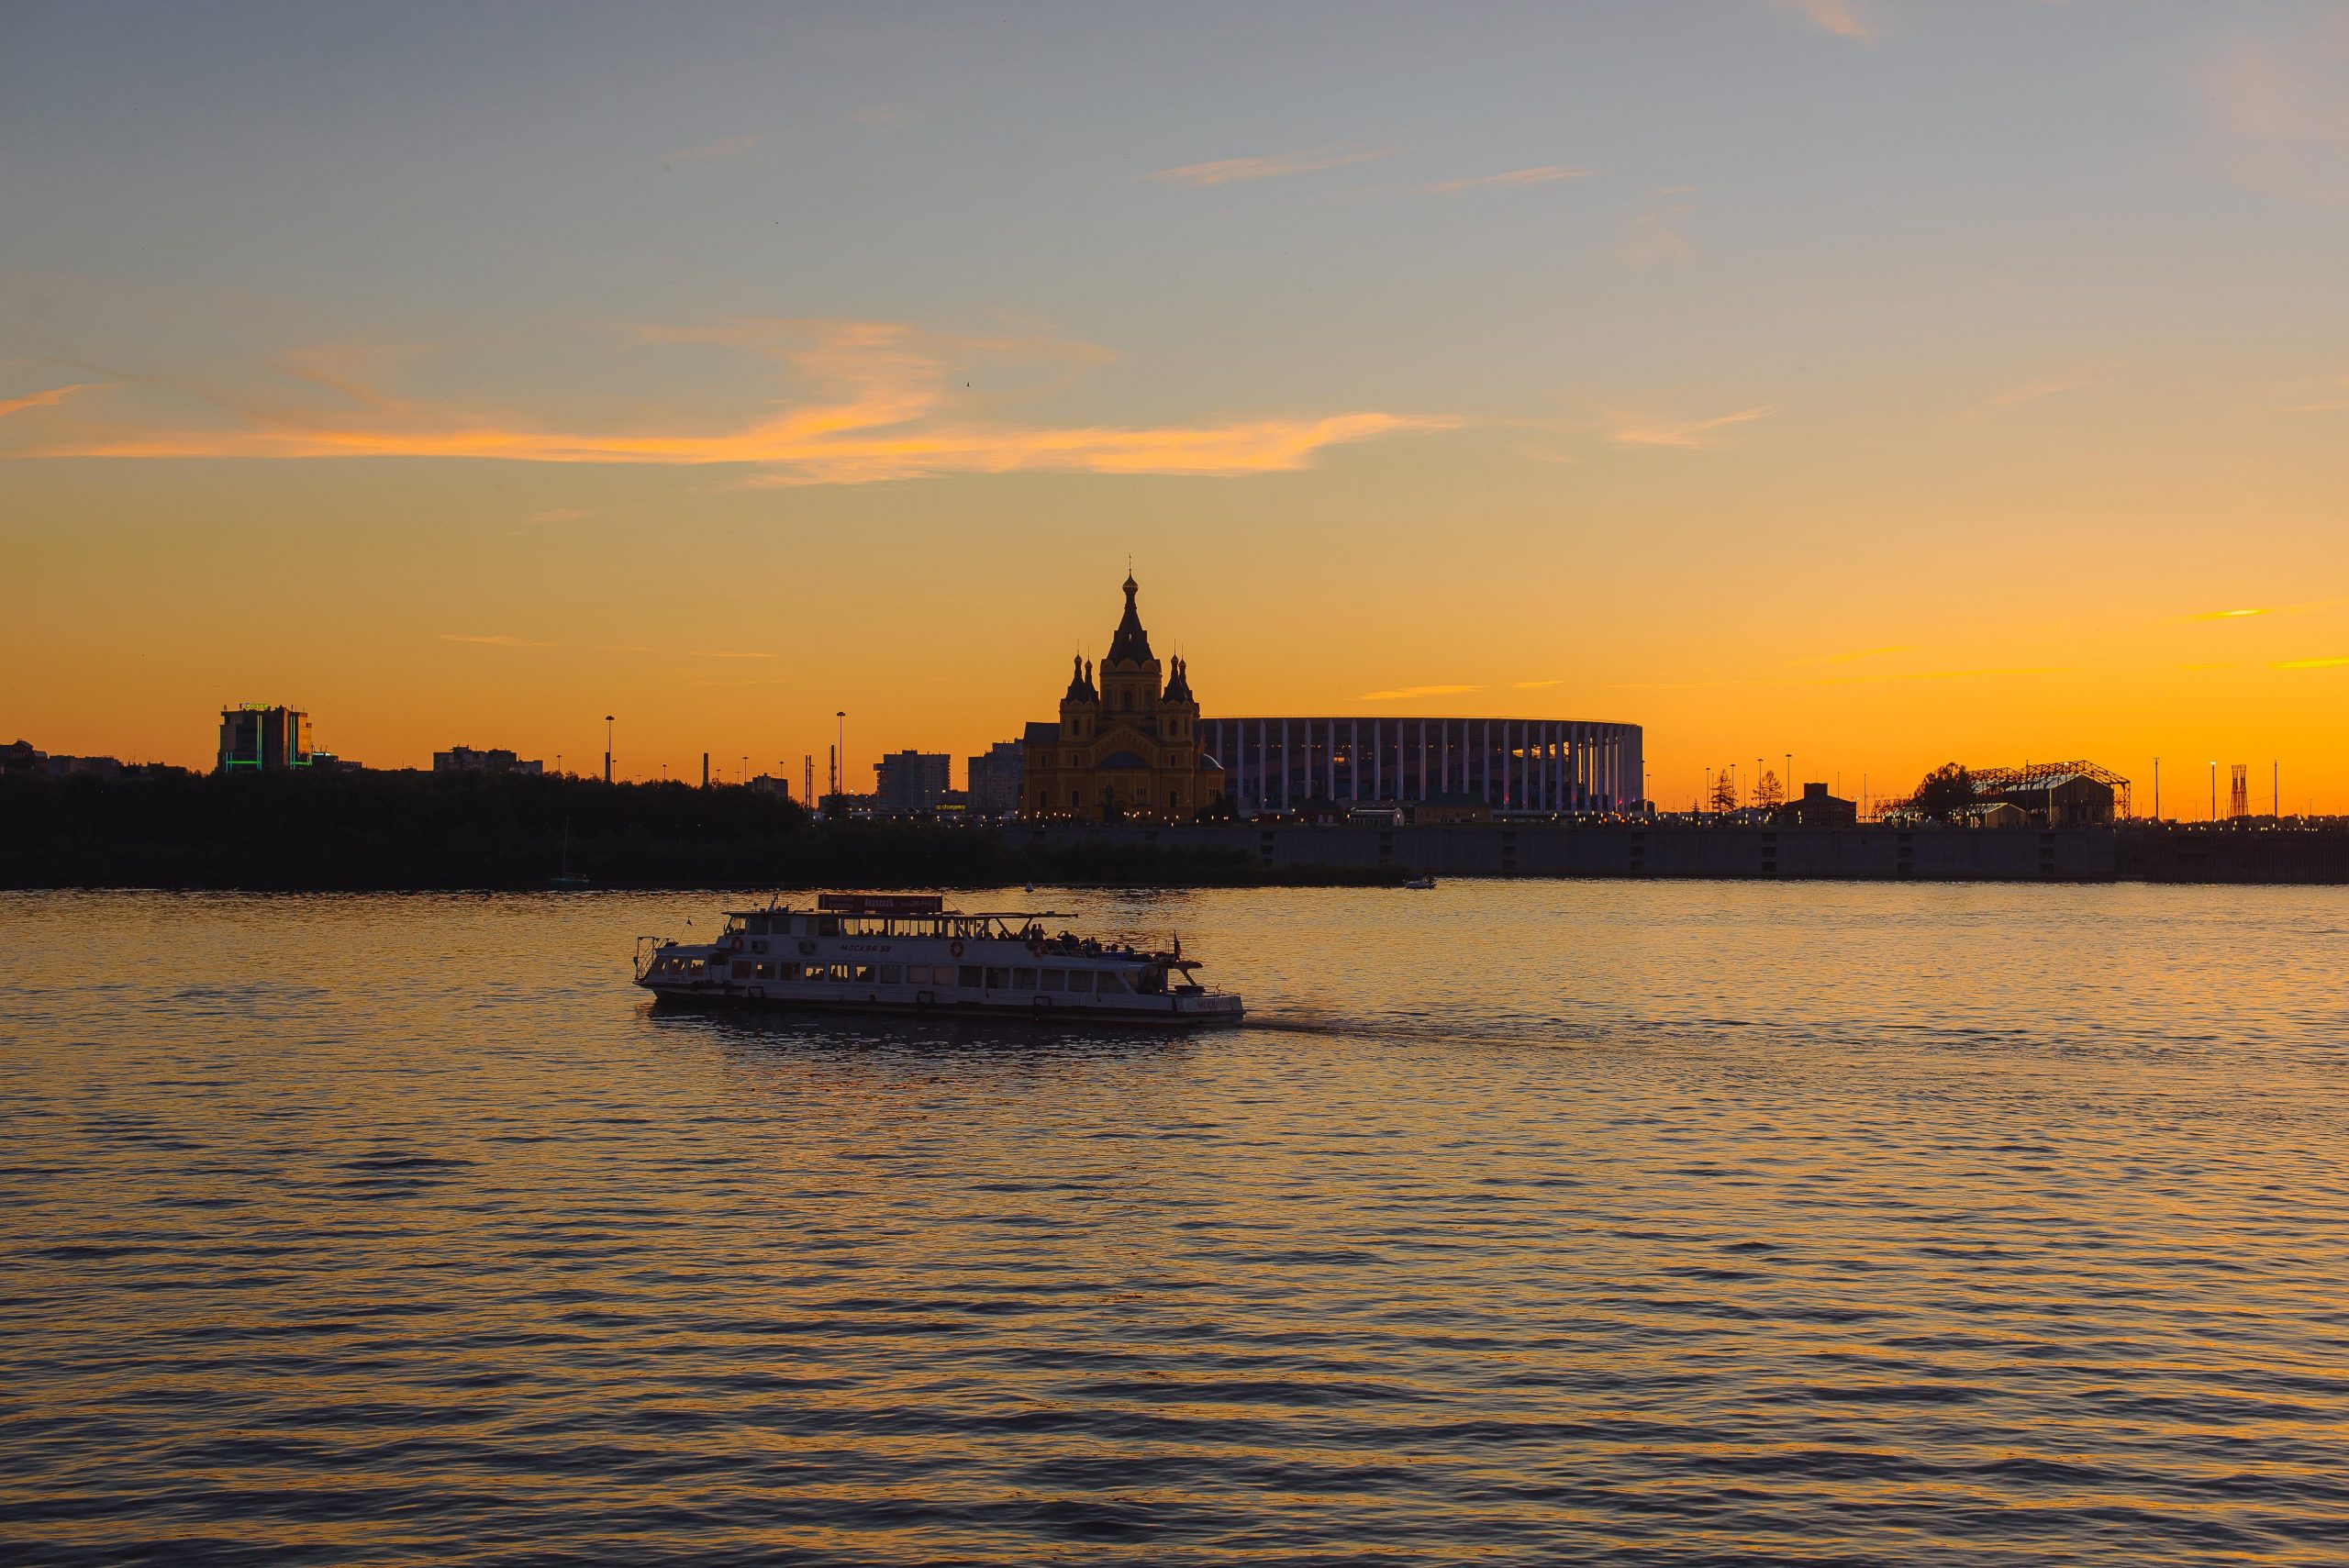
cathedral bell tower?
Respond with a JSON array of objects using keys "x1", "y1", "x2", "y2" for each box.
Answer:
[
  {"x1": 1097, "y1": 574, "x2": 1160, "y2": 717},
  {"x1": 1058, "y1": 655, "x2": 1098, "y2": 743},
  {"x1": 1019, "y1": 574, "x2": 1226, "y2": 822}
]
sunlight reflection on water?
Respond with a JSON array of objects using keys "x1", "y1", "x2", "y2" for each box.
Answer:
[{"x1": 4, "y1": 883, "x2": 2347, "y2": 1564}]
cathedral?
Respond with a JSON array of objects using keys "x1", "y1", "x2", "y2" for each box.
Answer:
[{"x1": 1022, "y1": 576, "x2": 1226, "y2": 822}]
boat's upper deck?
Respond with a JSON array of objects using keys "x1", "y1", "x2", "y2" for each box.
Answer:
[
  {"x1": 721, "y1": 908, "x2": 1064, "y2": 942},
  {"x1": 718, "y1": 895, "x2": 1167, "y2": 963}
]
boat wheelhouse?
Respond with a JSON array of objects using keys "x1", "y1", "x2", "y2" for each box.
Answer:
[{"x1": 633, "y1": 894, "x2": 1243, "y2": 1026}]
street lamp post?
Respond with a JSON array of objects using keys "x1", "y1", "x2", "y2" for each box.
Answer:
[
  {"x1": 604, "y1": 715, "x2": 615, "y2": 784},
  {"x1": 2209, "y1": 761, "x2": 2217, "y2": 823}
]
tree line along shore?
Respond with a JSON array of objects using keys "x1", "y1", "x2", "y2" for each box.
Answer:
[{"x1": 0, "y1": 771, "x2": 1398, "y2": 892}]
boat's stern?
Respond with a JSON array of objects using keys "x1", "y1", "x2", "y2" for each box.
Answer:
[{"x1": 1171, "y1": 989, "x2": 1245, "y2": 1025}]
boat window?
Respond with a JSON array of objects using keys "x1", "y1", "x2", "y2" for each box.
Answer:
[
  {"x1": 801, "y1": 964, "x2": 824, "y2": 982},
  {"x1": 879, "y1": 963, "x2": 902, "y2": 984},
  {"x1": 828, "y1": 963, "x2": 852, "y2": 983},
  {"x1": 753, "y1": 962, "x2": 775, "y2": 979},
  {"x1": 746, "y1": 917, "x2": 768, "y2": 935},
  {"x1": 853, "y1": 965, "x2": 876, "y2": 984},
  {"x1": 985, "y1": 967, "x2": 1010, "y2": 989},
  {"x1": 1013, "y1": 968, "x2": 1037, "y2": 989},
  {"x1": 959, "y1": 965, "x2": 982, "y2": 988},
  {"x1": 729, "y1": 961, "x2": 751, "y2": 979},
  {"x1": 751, "y1": 940, "x2": 767, "y2": 954},
  {"x1": 1041, "y1": 969, "x2": 1066, "y2": 991},
  {"x1": 1067, "y1": 970, "x2": 1095, "y2": 994},
  {"x1": 1097, "y1": 973, "x2": 1129, "y2": 995},
  {"x1": 818, "y1": 917, "x2": 841, "y2": 937}
]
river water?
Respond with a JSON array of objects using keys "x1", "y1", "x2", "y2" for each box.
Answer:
[{"x1": 4, "y1": 884, "x2": 2347, "y2": 1565}]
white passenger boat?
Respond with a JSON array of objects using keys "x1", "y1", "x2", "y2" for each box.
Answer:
[{"x1": 633, "y1": 894, "x2": 1244, "y2": 1027}]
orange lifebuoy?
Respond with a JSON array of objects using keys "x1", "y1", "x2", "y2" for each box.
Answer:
[{"x1": 949, "y1": 939, "x2": 965, "y2": 958}]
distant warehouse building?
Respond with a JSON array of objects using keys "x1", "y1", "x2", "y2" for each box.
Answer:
[
  {"x1": 434, "y1": 745, "x2": 543, "y2": 775},
  {"x1": 1971, "y1": 762, "x2": 2124, "y2": 826},
  {"x1": 1197, "y1": 717, "x2": 1644, "y2": 817}
]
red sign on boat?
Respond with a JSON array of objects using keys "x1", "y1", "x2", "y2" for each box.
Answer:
[{"x1": 817, "y1": 894, "x2": 944, "y2": 915}]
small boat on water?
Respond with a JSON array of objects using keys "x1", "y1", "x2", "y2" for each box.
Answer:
[
  {"x1": 550, "y1": 821, "x2": 590, "y2": 888},
  {"x1": 1403, "y1": 876, "x2": 1437, "y2": 891},
  {"x1": 634, "y1": 893, "x2": 1244, "y2": 1026}
]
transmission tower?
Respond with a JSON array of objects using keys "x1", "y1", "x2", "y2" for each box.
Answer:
[{"x1": 2229, "y1": 762, "x2": 2247, "y2": 820}]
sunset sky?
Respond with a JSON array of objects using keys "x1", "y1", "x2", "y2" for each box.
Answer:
[{"x1": 5, "y1": 1, "x2": 2346, "y2": 811}]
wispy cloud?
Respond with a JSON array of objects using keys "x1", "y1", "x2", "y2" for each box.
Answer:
[
  {"x1": 2199, "y1": 23, "x2": 2349, "y2": 206},
  {"x1": 1820, "y1": 644, "x2": 1913, "y2": 664},
  {"x1": 0, "y1": 383, "x2": 106, "y2": 419},
  {"x1": 2275, "y1": 656, "x2": 2349, "y2": 670},
  {"x1": 524, "y1": 507, "x2": 588, "y2": 524},
  {"x1": 685, "y1": 650, "x2": 776, "y2": 660},
  {"x1": 1612, "y1": 662, "x2": 2065, "y2": 693},
  {"x1": 1987, "y1": 374, "x2": 2088, "y2": 410},
  {"x1": 1512, "y1": 679, "x2": 1564, "y2": 689},
  {"x1": 443, "y1": 634, "x2": 553, "y2": 648},
  {"x1": 1420, "y1": 166, "x2": 1591, "y2": 195},
  {"x1": 18, "y1": 318, "x2": 1454, "y2": 485},
  {"x1": 1605, "y1": 404, "x2": 1775, "y2": 449},
  {"x1": 662, "y1": 133, "x2": 768, "y2": 168},
  {"x1": 1898, "y1": 665, "x2": 2067, "y2": 682},
  {"x1": 851, "y1": 102, "x2": 915, "y2": 131},
  {"x1": 1618, "y1": 189, "x2": 1697, "y2": 267},
  {"x1": 1359, "y1": 684, "x2": 1480, "y2": 702},
  {"x1": 1776, "y1": 0, "x2": 1872, "y2": 40},
  {"x1": 1793, "y1": 663, "x2": 2070, "y2": 687},
  {"x1": 1150, "y1": 143, "x2": 1400, "y2": 186},
  {"x1": 2285, "y1": 375, "x2": 2349, "y2": 413},
  {"x1": 2179, "y1": 596, "x2": 2349, "y2": 622}
]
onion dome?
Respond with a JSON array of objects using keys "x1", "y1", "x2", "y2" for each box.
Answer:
[
  {"x1": 1106, "y1": 574, "x2": 1154, "y2": 666},
  {"x1": 1163, "y1": 655, "x2": 1194, "y2": 704}
]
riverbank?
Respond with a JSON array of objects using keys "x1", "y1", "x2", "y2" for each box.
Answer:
[
  {"x1": 0, "y1": 773, "x2": 1405, "y2": 891},
  {"x1": 1022, "y1": 820, "x2": 2349, "y2": 884},
  {"x1": 9, "y1": 773, "x2": 2343, "y2": 888}
]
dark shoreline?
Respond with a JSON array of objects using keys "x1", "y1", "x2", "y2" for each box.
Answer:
[
  {"x1": 8, "y1": 773, "x2": 2346, "y2": 889},
  {"x1": 0, "y1": 771, "x2": 1405, "y2": 892}
]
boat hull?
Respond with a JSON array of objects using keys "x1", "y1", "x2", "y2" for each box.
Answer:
[{"x1": 637, "y1": 980, "x2": 1242, "y2": 1028}]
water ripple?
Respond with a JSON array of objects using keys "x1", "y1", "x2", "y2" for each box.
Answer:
[{"x1": 3, "y1": 884, "x2": 2348, "y2": 1564}]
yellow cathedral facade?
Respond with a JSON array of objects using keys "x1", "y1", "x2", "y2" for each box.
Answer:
[{"x1": 1022, "y1": 576, "x2": 1225, "y2": 822}]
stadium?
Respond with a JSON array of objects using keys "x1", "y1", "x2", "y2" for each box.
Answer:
[{"x1": 1198, "y1": 717, "x2": 1644, "y2": 816}]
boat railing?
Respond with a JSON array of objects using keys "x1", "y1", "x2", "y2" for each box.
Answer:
[{"x1": 632, "y1": 935, "x2": 669, "y2": 981}]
